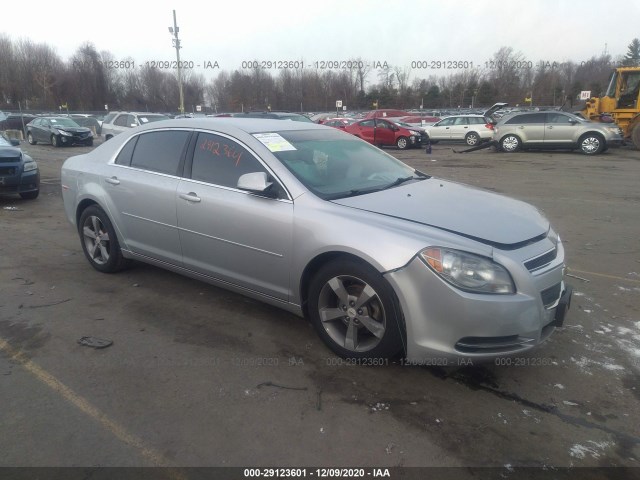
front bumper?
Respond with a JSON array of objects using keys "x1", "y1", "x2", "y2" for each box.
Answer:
[
  {"x1": 0, "y1": 168, "x2": 39, "y2": 195},
  {"x1": 385, "y1": 254, "x2": 571, "y2": 362}
]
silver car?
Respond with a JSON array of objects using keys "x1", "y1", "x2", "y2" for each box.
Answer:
[
  {"x1": 493, "y1": 111, "x2": 624, "y2": 154},
  {"x1": 61, "y1": 119, "x2": 572, "y2": 361}
]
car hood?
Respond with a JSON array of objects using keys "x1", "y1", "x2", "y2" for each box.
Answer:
[
  {"x1": 56, "y1": 127, "x2": 91, "y2": 133},
  {"x1": 0, "y1": 146, "x2": 22, "y2": 159},
  {"x1": 331, "y1": 178, "x2": 549, "y2": 248}
]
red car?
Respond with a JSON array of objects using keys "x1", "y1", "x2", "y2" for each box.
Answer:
[{"x1": 344, "y1": 118, "x2": 421, "y2": 149}]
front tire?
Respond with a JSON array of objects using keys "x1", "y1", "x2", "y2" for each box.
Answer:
[
  {"x1": 579, "y1": 133, "x2": 604, "y2": 155},
  {"x1": 20, "y1": 190, "x2": 39, "y2": 200},
  {"x1": 500, "y1": 134, "x2": 521, "y2": 152},
  {"x1": 308, "y1": 259, "x2": 403, "y2": 359},
  {"x1": 396, "y1": 136, "x2": 409, "y2": 150},
  {"x1": 465, "y1": 132, "x2": 480, "y2": 146},
  {"x1": 631, "y1": 124, "x2": 640, "y2": 150},
  {"x1": 78, "y1": 205, "x2": 129, "y2": 273},
  {"x1": 51, "y1": 135, "x2": 59, "y2": 147},
  {"x1": 27, "y1": 132, "x2": 37, "y2": 145}
]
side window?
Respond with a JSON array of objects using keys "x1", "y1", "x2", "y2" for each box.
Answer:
[
  {"x1": 191, "y1": 132, "x2": 269, "y2": 189},
  {"x1": 114, "y1": 115, "x2": 128, "y2": 127},
  {"x1": 130, "y1": 130, "x2": 190, "y2": 175},
  {"x1": 376, "y1": 120, "x2": 389, "y2": 129},
  {"x1": 115, "y1": 136, "x2": 139, "y2": 166},
  {"x1": 507, "y1": 113, "x2": 546, "y2": 124},
  {"x1": 546, "y1": 113, "x2": 572, "y2": 124},
  {"x1": 360, "y1": 120, "x2": 375, "y2": 127},
  {"x1": 453, "y1": 117, "x2": 468, "y2": 125},
  {"x1": 437, "y1": 118, "x2": 454, "y2": 127}
]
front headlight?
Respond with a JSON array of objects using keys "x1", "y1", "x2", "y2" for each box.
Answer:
[
  {"x1": 606, "y1": 127, "x2": 621, "y2": 135},
  {"x1": 23, "y1": 161, "x2": 38, "y2": 172},
  {"x1": 409, "y1": 130, "x2": 420, "y2": 136},
  {"x1": 58, "y1": 129, "x2": 72, "y2": 136},
  {"x1": 419, "y1": 247, "x2": 515, "y2": 294}
]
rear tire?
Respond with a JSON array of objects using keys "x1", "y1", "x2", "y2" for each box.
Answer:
[
  {"x1": 465, "y1": 132, "x2": 480, "y2": 146},
  {"x1": 78, "y1": 205, "x2": 130, "y2": 273},
  {"x1": 500, "y1": 134, "x2": 521, "y2": 152}
]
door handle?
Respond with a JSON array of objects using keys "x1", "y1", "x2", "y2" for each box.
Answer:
[
  {"x1": 547, "y1": 126, "x2": 553, "y2": 129},
  {"x1": 518, "y1": 126, "x2": 525, "y2": 129},
  {"x1": 464, "y1": 126, "x2": 469, "y2": 129},
  {"x1": 179, "y1": 192, "x2": 201, "y2": 203},
  {"x1": 104, "y1": 176, "x2": 120, "y2": 185}
]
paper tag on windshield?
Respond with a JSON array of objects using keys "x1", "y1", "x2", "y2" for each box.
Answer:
[
  {"x1": 139, "y1": 118, "x2": 149, "y2": 123},
  {"x1": 253, "y1": 133, "x2": 296, "y2": 152}
]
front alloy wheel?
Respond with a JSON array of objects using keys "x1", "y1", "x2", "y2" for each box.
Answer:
[
  {"x1": 396, "y1": 136, "x2": 409, "y2": 150},
  {"x1": 579, "y1": 134, "x2": 603, "y2": 155},
  {"x1": 309, "y1": 260, "x2": 403, "y2": 359}
]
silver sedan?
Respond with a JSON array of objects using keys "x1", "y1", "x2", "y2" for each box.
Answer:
[{"x1": 61, "y1": 118, "x2": 572, "y2": 361}]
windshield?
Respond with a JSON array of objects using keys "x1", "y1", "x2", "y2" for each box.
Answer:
[
  {"x1": 0, "y1": 134, "x2": 12, "y2": 146},
  {"x1": 50, "y1": 118, "x2": 80, "y2": 127},
  {"x1": 268, "y1": 129, "x2": 423, "y2": 199}
]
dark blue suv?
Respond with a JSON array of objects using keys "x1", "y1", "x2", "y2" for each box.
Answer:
[{"x1": 0, "y1": 134, "x2": 40, "y2": 200}]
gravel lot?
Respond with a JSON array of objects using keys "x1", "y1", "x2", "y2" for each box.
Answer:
[{"x1": 1, "y1": 138, "x2": 639, "y2": 475}]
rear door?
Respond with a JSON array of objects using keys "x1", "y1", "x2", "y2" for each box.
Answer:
[
  {"x1": 356, "y1": 120, "x2": 376, "y2": 144},
  {"x1": 102, "y1": 129, "x2": 191, "y2": 265},
  {"x1": 504, "y1": 113, "x2": 546, "y2": 146}
]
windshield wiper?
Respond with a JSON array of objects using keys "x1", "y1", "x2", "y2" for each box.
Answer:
[{"x1": 381, "y1": 173, "x2": 427, "y2": 190}]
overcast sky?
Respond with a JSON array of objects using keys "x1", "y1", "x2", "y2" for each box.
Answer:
[{"x1": 2, "y1": 0, "x2": 637, "y2": 79}]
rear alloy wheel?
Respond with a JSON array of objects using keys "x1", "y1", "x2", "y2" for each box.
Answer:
[
  {"x1": 78, "y1": 205, "x2": 129, "y2": 273},
  {"x1": 27, "y1": 132, "x2": 37, "y2": 145},
  {"x1": 308, "y1": 259, "x2": 403, "y2": 359},
  {"x1": 51, "y1": 135, "x2": 59, "y2": 147},
  {"x1": 396, "y1": 136, "x2": 409, "y2": 150},
  {"x1": 465, "y1": 132, "x2": 480, "y2": 146},
  {"x1": 500, "y1": 134, "x2": 521, "y2": 152},
  {"x1": 579, "y1": 133, "x2": 604, "y2": 155}
]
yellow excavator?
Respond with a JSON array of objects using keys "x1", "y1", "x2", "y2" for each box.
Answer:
[{"x1": 580, "y1": 66, "x2": 640, "y2": 148}]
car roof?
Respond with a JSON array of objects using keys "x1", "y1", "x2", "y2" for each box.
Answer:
[{"x1": 131, "y1": 117, "x2": 327, "y2": 135}]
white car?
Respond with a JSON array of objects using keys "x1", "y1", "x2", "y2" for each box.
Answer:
[{"x1": 423, "y1": 103, "x2": 507, "y2": 146}]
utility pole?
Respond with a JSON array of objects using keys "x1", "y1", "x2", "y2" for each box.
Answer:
[{"x1": 168, "y1": 10, "x2": 185, "y2": 114}]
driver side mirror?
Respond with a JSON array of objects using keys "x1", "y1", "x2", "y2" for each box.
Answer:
[{"x1": 237, "y1": 172, "x2": 277, "y2": 198}]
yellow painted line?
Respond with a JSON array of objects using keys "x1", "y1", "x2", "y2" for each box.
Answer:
[
  {"x1": 0, "y1": 338, "x2": 185, "y2": 479},
  {"x1": 568, "y1": 268, "x2": 640, "y2": 284}
]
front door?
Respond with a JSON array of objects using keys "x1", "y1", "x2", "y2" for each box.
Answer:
[{"x1": 176, "y1": 131, "x2": 293, "y2": 300}]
